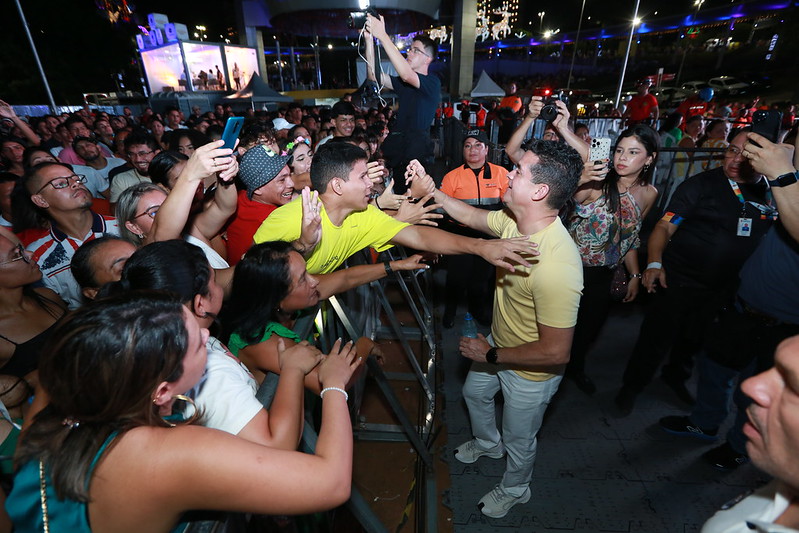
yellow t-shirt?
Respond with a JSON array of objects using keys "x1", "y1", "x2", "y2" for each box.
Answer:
[
  {"x1": 252, "y1": 198, "x2": 409, "y2": 274},
  {"x1": 487, "y1": 210, "x2": 583, "y2": 381}
]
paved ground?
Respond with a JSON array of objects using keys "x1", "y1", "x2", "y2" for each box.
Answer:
[{"x1": 437, "y1": 298, "x2": 769, "y2": 533}]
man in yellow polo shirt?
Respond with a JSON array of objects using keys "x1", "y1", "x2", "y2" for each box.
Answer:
[
  {"x1": 434, "y1": 139, "x2": 584, "y2": 519},
  {"x1": 253, "y1": 143, "x2": 539, "y2": 275}
]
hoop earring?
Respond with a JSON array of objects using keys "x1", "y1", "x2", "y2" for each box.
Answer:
[{"x1": 156, "y1": 394, "x2": 200, "y2": 427}]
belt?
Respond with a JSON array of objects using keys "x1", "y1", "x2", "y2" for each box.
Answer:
[{"x1": 736, "y1": 297, "x2": 786, "y2": 327}]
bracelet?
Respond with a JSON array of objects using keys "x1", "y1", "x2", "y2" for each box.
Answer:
[
  {"x1": 646, "y1": 262, "x2": 662, "y2": 270},
  {"x1": 384, "y1": 260, "x2": 393, "y2": 276},
  {"x1": 320, "y1": 387, "x2": 348, "y2": 402},
  {"x1": 630, "y1": 273, "x2": 642, "y2": 279},
  {"x1": 374, "y1": 196, "x2": 382, "y2": 210}
]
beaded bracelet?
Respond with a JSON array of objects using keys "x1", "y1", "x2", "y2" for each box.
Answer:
[{"x1": 320, "y1": 387, "x2": 348, "y2": 401}]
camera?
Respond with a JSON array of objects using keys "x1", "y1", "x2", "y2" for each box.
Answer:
[
  {"x1": 348, "y1": 6, "x2": 380, "y2": 29},
  {"x1": 539, "y1": 92, "x2": 563, "y2": 122}
]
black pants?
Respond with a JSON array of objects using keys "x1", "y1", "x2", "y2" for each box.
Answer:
[
  {"x1": 621, "y1": 284, "x2": 727, "y2": 393},
  {"x1": 568, "y1": 266, "x2": 615, "y2": 375},
  {"x1": 443, "y1": 254, "x2": 495, "y2": 320},
  {"x1": 700, "y1": 302, "x2": 799, "y2": 453},
  {"x1": 381, "y1": 130, "x2": 434, "y2": 195}
]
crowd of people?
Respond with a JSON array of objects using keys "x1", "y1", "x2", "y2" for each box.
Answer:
[{"x1": 0, "y1": 12, "x2": 797, "y2": 531}]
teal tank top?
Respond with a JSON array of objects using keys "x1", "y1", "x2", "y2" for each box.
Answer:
[{"x1": 6, "y1": 430, "x2": 187, "y2": 532}]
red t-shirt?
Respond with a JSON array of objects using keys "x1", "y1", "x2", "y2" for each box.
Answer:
[
  {"x1": 626, "y1": 93, "x2": 659, "y2": 122},
  {"x1": 225, "y1": 190, "x2": 278, "y2": 265}
]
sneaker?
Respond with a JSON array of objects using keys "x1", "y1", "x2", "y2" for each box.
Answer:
[
  {"x1": 454, "y1": 439, "x2": 505, "y2": 464},
  {"x1": 659, "y1": 416, "x2": 718, "y2": 441},
  {"x1": 702, "y1": 442, "x2": 749, "y2": 470},
  {"x1": 478, "y1": 485, "x2": 531, "y2": 518}
]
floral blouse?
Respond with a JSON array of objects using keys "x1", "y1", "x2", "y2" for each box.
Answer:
[{"x1": 567, "y1": 190, "x2": 643, "y2": 267}]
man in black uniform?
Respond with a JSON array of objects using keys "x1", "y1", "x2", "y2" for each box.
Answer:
[
  {"x1": 615, "y1": 131, "x2": 776, "y2": 414},
  {"x1": 364, "y1": 14, "x2": 440, "y2": 194}
]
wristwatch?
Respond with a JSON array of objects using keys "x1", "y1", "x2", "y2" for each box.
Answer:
[
  {"x1": 486, "y1": 347, "x2": 499, "y2": 364},
  {"x1": 768, "y1": 171, "x2": 799, "y2": 188}
]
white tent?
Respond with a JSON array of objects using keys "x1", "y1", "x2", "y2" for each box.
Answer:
[{"x1": 470, "y1": 70, "x2": 505, "y2": 98}]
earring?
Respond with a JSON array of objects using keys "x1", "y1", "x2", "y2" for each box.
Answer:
[
  {"x1": 642, "y1": 163, "x2": 650, "y2": 174},
  {"x1": 154, "y1": 394, "x2": 200, "y2": 427}
]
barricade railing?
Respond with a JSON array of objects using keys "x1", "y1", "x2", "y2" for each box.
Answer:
[
  {"x1": 653, "y1": 146, "x2": 728, "y2": 211},
  {"x1": 255, "y1": 245, "x2": 438, "y2": 533}
]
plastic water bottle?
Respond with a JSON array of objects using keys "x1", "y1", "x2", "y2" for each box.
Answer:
[{"x1": 461, "y1": 313, "x2": 478, "y2": 339}]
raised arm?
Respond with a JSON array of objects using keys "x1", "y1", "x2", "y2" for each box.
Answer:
[
  {"x1": 506, "y1": 98, "x2": 541, "y2": 164},
  {"x1": 744, "y1": 132, "x2": 799, "y2": 241},
  {"x1": 432, "y1": 187, "x2": 492, "y2": 234},
  {"x1": 0, "y1": 101, "x2": 40, "y2": 146},
  {"x1": 362, "y1": 27, "x2": 392, "y2": 88},
  {"x1": 551, "y1": 100, "x2": 589, "y2": 161},
  {"x1": 192, "y1": 159, "x2": 239, "y2": 240},
  {"x1": 365, "y1": 15, "x2": 417, "y2": 88},
  {"x1": 147, "y1": 140, "x2": 234, "y2": 244}
]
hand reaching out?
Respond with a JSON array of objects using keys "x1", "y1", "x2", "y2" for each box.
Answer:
[
  {"x1": 476, "y1": 236, "x2": 539, "y2": 272},
  {"x1": 0, "y1": 100, "x2": 18, "y2": 121},
  {"x1": 375, "y1": 179, "x2": 406, "y2": 210},
  {"x1": 394, "y1": 193, "x2": 443, "y2": 226},
  {"x1": 388, "y1": 253, "x2": 430, "y2": 272},
  {"x1": 317, "y1": 338, "x2": 364, "y2": 391}
]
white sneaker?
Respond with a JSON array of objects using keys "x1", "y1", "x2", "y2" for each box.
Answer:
[
  {"x1": 478, "y1": 485, "x2": 531, "y2": 518},
  {"x1": 454, "y1": 439, "x2": 505, "y2": 464}
]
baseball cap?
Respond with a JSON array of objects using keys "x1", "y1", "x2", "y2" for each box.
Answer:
[
  {"x1": 464, "y1": 129, "x2": 490, "y2": 145},
  {"x1": 271, "y1": 117, "x2": 292, "y2": 131},
  {"x1": 239, "y1": 145, "x2": 293, "y2": 199}
]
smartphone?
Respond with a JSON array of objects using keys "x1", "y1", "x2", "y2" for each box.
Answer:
[
  {"x1": 220, "y1": 116, "x2": 244, "y2": 154},
  {"x1": 589, "y1": 137, "x2": 611, "y2": 163},
  {"x1": 751, "y1": 110, "x2": 782, "y2": 144}
]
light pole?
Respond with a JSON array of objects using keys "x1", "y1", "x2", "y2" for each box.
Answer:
[
  {"x1": 13, "y1": 0, "x2": 57, "y2": 113},
  {"x1": 676, "y1": 0, "x2": 705, "y2": 84},
  {"x1": 566, "y1": 0, "x2": 587, "y2": 91},
  {"x1": 613, "y1": 2, "x2": 642, "y2": 110}
]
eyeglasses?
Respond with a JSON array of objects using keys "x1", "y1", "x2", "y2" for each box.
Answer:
[
  {"x1": 725, "y1": 146, "x2": 744, "y2": 158},
  {"x1": 134, "y1": 205, "x2": 160, "y2": 219},
  {"x1": 407, "y1": 47, "x2": 430, "y2": 57},
  {"x1": 126, "y1": 149, "x2": 155, "y2": 159},
  {"x1": 35, "y1": 174, "x2": 87, "y2": 194},
  {"x1": 0, "y1": 244, "x2": 31, "y2": 267}
]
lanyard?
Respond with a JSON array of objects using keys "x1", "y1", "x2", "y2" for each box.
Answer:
[{"x1": 728, "y1": 179, "x2": 778, "y2": 220}]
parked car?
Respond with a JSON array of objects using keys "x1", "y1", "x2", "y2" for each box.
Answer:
[
  {"x1": 681, "y1": 80, "x2": 712, "y2": 93},
  {"x1": 652, "y1": 86, "x2": 688, "y2": 108},
  {"x1": 708, "y1": 76, "x2": 750, "y2": 96}
]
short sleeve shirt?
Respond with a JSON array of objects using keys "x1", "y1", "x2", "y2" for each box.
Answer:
[
  {"x1": 486, "y1": 211, "x2": 583, "y2": 381},
  {"x1": 391, "y1": 73, "x2": 441, "y2": 133},
  {"x1": 253, "y1": 198, "x2": 409, "y2": 274}
]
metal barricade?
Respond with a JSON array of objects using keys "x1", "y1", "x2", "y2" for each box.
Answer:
[
  {"x1": 653, "y1": 146, "x2": 728, "y2": 212},
  {"x1": 254, "y1": 246, "x2": 438, "y2": 533}
]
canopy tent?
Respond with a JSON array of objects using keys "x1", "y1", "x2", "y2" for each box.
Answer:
[
  {"x1": 470, "y1": 70, "x2": 505, "y2": 98},
  {"x1": 224, "y1": 75, "x2": 292, "y2": 104}
]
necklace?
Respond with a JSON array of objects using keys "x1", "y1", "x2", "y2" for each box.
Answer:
[{"x1": 618, "y1": 179, "x2": 639, "y2": 193}]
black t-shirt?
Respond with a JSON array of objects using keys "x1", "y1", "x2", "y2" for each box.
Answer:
[
  {"x1": 662, "y1": 167, "x2": 775, "y2": 290},
  {"x1": 391, "y1": 73, "x2": 440, "y2": 133}
]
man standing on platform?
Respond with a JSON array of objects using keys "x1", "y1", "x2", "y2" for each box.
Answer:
[
  {"x1": 364, "y1": 14, "x2": 440, "y2": 194},
  {"x1": 438, "y1": 139, "x2": 584, "y2": 519}
]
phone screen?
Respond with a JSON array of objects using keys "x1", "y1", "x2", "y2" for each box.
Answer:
[{"x1": 220, "y1": 117, "x2": 244, "y2": 154}]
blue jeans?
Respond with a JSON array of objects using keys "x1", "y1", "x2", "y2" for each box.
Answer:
[{"x1": 463, "y1": 362, "x2": 562, "y2": 497}]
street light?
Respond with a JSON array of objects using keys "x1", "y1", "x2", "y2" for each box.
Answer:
[
  {"x1": 566, "y1": 0, "x2": 587, "y2": 91},
  {"x1": 614, "y1": 1, "x2": 642, "y2": 109},
  {"x1": 538, "y1": 11, "x2": 545, "y2": 33}
]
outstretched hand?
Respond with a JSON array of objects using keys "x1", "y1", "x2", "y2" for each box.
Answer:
[
  {"x1": 389, "y1": 253, "x2": 430, "y2": 272},
  {"x1": 317, "y1": 338, "x2": 364, "y2": 391},
  {"x1": 476, "y1": 236, "x2": 539, "y2": 272},
  {"x1": 394, "y1": 193, "x2": 443, "y2": 226}
]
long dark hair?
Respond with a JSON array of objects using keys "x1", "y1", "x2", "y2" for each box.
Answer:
[
  {"x1": 101, "y1": 240, "x2": 211, "y2": 313},
  {"x1": 16, "y1": 292, "x2": 188, "y2": 501},
  {"x1": 605, "y1": 124, "x2": 659, "y2": 212},
  {"x1": 222, "y1": 241, "x2": 293, "y2": 345}
]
